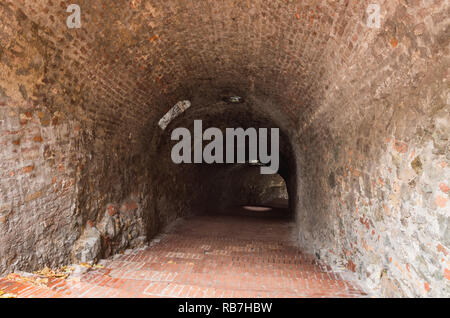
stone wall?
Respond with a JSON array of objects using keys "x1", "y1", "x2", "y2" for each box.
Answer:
[
  {"x1": 0, "y1": 1, "x2": 158, "y2": 273},
  {"x1": 296, "y1": 1, "x2": 449, "y2": 297},
  {"x1": 0, "y1": 103, "x2": 81, "y2": 273}
]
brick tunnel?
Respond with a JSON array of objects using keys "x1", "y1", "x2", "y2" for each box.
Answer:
[{"x1": 0, "y1": 1, "x2": 449, "y2": 298}]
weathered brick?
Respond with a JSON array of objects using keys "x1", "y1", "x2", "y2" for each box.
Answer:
[{"x1": 22, "y1": 165, "x2": 34, "y2": 173}]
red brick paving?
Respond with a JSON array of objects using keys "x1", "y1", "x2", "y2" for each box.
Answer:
[{"x1": 0, "y1": 209, "x2": 368, "y2": 298}]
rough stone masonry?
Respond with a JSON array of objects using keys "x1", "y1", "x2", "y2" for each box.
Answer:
[{"x1": 0, "y1": 0, "x2": 448, "y2": 297}]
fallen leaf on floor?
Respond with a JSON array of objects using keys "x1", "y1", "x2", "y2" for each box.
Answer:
[
  {"x1": 5, "y1": 273, "x2": 48, "y2": 288},
  {"x1": 78, "y1": 263, "x2": 104, "y2": 269},
  {"x1": 0, "y1": 290, "x2": 17, "y2": 298},
  {"x1": 33, "y1": 266, "x2": 70, "y2": 279}
]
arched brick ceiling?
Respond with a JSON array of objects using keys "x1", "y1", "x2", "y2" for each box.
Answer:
[{"x1": 3, "y1": 0, "x2": 382, "y2": 143}]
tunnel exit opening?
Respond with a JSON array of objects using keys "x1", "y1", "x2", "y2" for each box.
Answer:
[
  {"x1": 150, "y1": 96, "x2": 298, "y2": 228},
  {"x1": 210, "y1": 164, "x2": 291, "y2": 219}
]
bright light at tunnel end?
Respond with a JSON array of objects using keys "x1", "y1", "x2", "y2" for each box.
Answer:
[
  {"x1": 170, "y1": 120, "x2": 280, "y2": 175},
  {"x1": 243, "y1": 206, "x2": 273, "y2": 212}
]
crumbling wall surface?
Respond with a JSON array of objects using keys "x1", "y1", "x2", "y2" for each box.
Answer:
[
  {"x1": 72, "y1": 142, "x2": 154, "y2": 263},
  {"x1": 0, "y1": 3, "x2": 82, "y2": 273},
  {"x1": 296, "y1": 2, "x2": 449, "y2": 297}
]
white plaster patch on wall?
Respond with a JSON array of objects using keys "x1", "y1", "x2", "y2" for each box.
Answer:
[{"x1": 158, "y1": 100, "x2": 191, "y2": 130}]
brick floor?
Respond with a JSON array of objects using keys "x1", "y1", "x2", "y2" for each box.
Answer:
[{"x1": 0, "y1": 208, "x2": 368, "y2": 298}]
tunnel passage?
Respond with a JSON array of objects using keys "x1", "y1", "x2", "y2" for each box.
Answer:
[
  {"x1": 0, "y1": 1, "x2": 449, "y2": 298},
  {"x1": 214, "y1": 166, "x2": 289, "y2": 211},
  {"x1": 151, "y1": 96, "x2": 298, "y2": 224}
]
